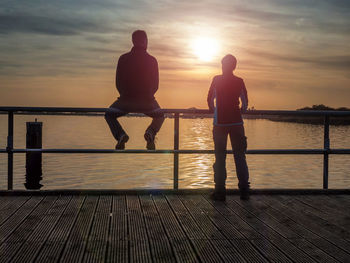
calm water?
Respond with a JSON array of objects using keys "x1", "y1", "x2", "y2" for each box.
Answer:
[{"x1": 0, "y1": 115, "x2": 349, "y2": 190}]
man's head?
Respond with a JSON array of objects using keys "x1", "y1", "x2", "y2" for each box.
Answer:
[
  {"x1": 221, "y1": 54, "x2": 237, "y2": 74},
  {"x1": 132, "y1": 30, "x2": 148, "y2": 49}
]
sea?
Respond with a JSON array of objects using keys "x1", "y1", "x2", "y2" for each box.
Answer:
[{"x1": 0, "y1": 115, "x2": 349, "y2": 190}]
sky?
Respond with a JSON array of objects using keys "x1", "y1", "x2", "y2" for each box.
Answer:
[{"x1": 0, "y1": 0, "x2": 349, "y2": 110}]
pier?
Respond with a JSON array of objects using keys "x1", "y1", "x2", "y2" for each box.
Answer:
[
  {"x1": 0, "y1": 192, "x2": 350, "y2": 262},
  {"x1": 1, "y1": 107, "x2": 350, "y2": 262}
]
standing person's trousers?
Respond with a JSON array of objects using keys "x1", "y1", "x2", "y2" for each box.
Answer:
[
  {"x1": 105, "y1": 98, "x2": 165, "y2": 141},
  {"x1": 213, "y1": 124, "x2": 250, "y2": 191}
]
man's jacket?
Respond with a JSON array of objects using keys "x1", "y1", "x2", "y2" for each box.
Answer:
[
  {"x1": 207, "y1": 74, "x2": 248, "y2": 125},
  {"x1": 116, "y1": 47, "x2": 159, "y2": 101}
]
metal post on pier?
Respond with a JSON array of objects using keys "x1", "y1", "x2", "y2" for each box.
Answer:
[
  {"x1": 7, "y1": 111, "x2": 14, "y2": 190},
  {"x1": 323, "y1": 115, "x2": 330, "y2": 189},
  {"x1": 25, "y1": 120, "x2": 43, "y2": 190},
  {"x1": 173, "y1": 113, "x2": 179, "y2": 189}
]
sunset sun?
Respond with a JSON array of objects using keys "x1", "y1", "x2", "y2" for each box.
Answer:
[{"x1": 191, "y1": 37, "x2": 220, "y2": 62}]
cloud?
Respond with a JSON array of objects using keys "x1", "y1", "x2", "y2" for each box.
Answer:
[
  {"x1": 0, "y1": 13, "x2": 112, "y2": 35},
  {"x1": 245, "y1": 48, "x2": 350, "y2": 71}
]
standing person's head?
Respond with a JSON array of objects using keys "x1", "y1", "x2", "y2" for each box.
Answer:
[
  {"x1": 221, "y1": 54, "x2": 237, "y2": 75},
  {"x1": 132, "y1": 30, "x2": 148, "y2": 50}
]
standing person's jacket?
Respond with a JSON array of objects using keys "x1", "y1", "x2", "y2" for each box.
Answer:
[
  {"x1": 207, "y1": 74, "x2": 248, "y2": 125},
  {"x1": 116, "y1": 46, "x2": 159, "y2": 101}
]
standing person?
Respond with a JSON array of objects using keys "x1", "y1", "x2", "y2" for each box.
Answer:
[
  {"x1": 105, "y1": 30, "x2": 165, "y2": 150},
  {"x1": 207, "y1": 54, "x2": 250, "y2": 201}
]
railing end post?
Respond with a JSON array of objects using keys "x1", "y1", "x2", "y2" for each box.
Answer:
[
  {"x1": 7, "y1": 111, "x2": 14, "y2": 190},
  {"x1": 323, "y1": 115, "x2": 330, "y2": 190},
  {"x1": 173, "y1": 113, "x2": 179, "y2": 190}
]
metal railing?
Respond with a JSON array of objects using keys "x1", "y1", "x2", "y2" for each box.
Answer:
[{"x1": 1, "y1": 106, "x2": 350, "y2": 190}]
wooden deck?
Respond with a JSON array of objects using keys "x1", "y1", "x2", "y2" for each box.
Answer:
[{"x1": 0, "y1": 194, "x2": 349, "y2": 262}]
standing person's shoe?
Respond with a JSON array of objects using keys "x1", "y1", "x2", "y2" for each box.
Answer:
[
  {"x1": 240, "y1": 188, "x2": 250, "y2": 200},
  {"x1": 210, "y1": 188, "x2": 226, "y2": 201},
  {"x1": 144, "y1": 130, "x2": 156, "y2": 150},
  {"x1": 115, "y1": 134, "x2": 129, "y2": 150}
]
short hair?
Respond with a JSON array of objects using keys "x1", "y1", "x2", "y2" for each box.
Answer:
[
  {"x1": 221, "y1": 54, "x2": 237, "y2": 69},
  {"x1": 132, "y1": 30, "x2": 147, "y2": 46}
]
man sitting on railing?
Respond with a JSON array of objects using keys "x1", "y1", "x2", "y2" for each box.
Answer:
[
  {"x1": 105, "y1": 30, "x2": 165, "y2": 150},
  {"x1": 207, "y1": 54, "x2": 250, "y2": 201}
]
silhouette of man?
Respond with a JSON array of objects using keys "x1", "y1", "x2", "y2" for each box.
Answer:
[
  {"x1": 207, "y1": 54, "x2": 250, "y2": 201},
  {"x1": 105, "y1": 30, "x2": 165, "y2": 150}
]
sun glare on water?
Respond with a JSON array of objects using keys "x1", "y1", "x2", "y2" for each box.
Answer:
[{"x1": 191, "y1": 37, "x2": 220, "y2": 62}]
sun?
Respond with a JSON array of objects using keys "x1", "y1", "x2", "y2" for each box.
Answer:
[{"x1": 191, "y1": 37, "x2": 219, "y2": 62}]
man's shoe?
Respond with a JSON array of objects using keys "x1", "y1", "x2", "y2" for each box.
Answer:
[
  {"x1": 210, "y1": 191, "x2": 226, "y2": 201},
  {"x1": 115, "y1": 134, "x2": 129, "y2": 150},
  {"x1": 240, "y1": 189, "x2": 250, "y2": 200},
  {"x1": 144, "y1": 131, "x2": 156, "y2": 150}
]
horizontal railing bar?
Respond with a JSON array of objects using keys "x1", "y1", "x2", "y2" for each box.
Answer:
[
  {"x1": 330, "y1": 149, "x2": 350, "y2": 154},
  {"x1": 3, "y1": 148, "x2": 331, "y2": 154},
  {"x1": 2, "y1": 149, "x2": 349, "y2": 154},
  {"x1": 1, "y1": 106, "x2": 350, "y2": 116}
]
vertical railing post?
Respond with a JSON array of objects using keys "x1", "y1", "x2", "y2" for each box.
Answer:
[
  {"x1": 173, "y1": 113, "x2": 179, "y2": 189},
  {"x1": 7, "y1": 111, "x2": 14, "y2": 190},
  {"x1": 25, "y1": 120, "x2": 43, "y2": 190},
  {"x1": 323, "y1": 115, "x2": 330, "y2": 189}
]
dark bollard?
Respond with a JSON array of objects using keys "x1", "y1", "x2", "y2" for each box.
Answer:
[{"x1": 25, "y1": 119, "x2": 43, "y2": 190}]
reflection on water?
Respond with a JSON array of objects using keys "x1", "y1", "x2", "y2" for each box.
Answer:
[{"x1": 0, "y1": 115, "x2": 349, "y2": 189}]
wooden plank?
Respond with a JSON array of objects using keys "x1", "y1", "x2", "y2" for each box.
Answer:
[
  {"x1": 59, "y1": 195, "x2": 98, "y2": 262},
  {"x1": 106, "y1": 195, "x2": 128, "y2": 263},
  {"x1": 229, "y1": 239, "x2": 270, "y2": 263},
  {"x1": 304, "y1": 195, "x2": 350, "y2": 217},
  {"x1": 152, "y1": 195, "x2": 190, "y2": 240},
  {"x1": 140, "y1": 195, "x2": 176, "y2": 263},
  {"x1": 191, "y1": 239, "x2": 225, "y2": 263},
  {"x1": 255, "y1": 195, "x2": 340, "y2": 263},
  {"x1": 263, "y1": 195, "x2": 350, "y2": 262},
  {"x1": 203, "y1": 195, "x2": 304, "y2": 263},
  {"x1": 0, "y1": 196, "x2": 31, "y2": 226},
  {"x1": 314, "y1": 195, "x2": 348, "y2": 216},
  {"x1": 0, "y1": 196, "x2": 12, "y2": 210},
  {"x1": 0, "y1": 196, "x2": 57, "y2": 263},
  {"x1": 328, "y1": 195, "x2": 350, "y2": 206},
  {"x1": 230, "y1": 195, "x2": 301, "y2": 239},
  {"x1": 178, "y1": 195, "x2": 228, "y2": 240},
  {"x1": 203, "y1": 196, "x2": 263, "y2": 240},
  {"x1": 201, "y1": 196, "x2": 278, "y2": 263},
  {"x1": 310, "y1": 237, "x2": 350, "y2": 263},
  {"x1": 106, "y1": 241, "x2": 128, "y2": 263},
  {"x1": 82, "y1": 195, "x2": 112, "y2": 262},
  {"x1": 178, "y1": 195, "x2": 250, "y2": 262},
  {"x1": 228, "y1": 196, "x2": 323, "y2": 262},
  {"x1": 221, "y1": 195, "x2": 331, "y2": 262},
  {"x1": 296, "y1": 195, "x2": 350, "y2": 219},
  {"x1": 294, "y1": 195, "x2": 350, "y2": 238},
  {"x1": 126, "y1": 195, "x2": 152, "y2": 263},
  {"x1": 221, "y1": 196, "x2": 300, "y2": 263},
  {"x1": 165, "y1": 195, "x2": 224, "y2": 263},
  {"x1": 249, "y1": 238, "x2": 294, "y2": 263},
  {"x1": 255, "y1": 195, "x2": 326, "y2": 239},
  {"x1": 0, "y1": 196, "x2": 43, "y2": 244},
  {"x1": 35, "y1": 195, "x2": 85, "y2": 263},
  {"x1": 10, "y1": 195, "x2": 72, "y2": 263},
  {"x1": 287, "y1": 238, "x2": 339, "y2": 263},
  {"x1": 152, "y1": 195, "x2": 199, "y2": 262},
  {"x1": 275, "y1": 195, "x2": 350, "y2": 254},
  {"x1": 166, "y1": 195, "x2": 207, "y2": 240}
]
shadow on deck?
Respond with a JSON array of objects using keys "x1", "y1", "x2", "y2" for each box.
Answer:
[{"x1": 0, "y1": 193, "x2": 349, "y2": 262}]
